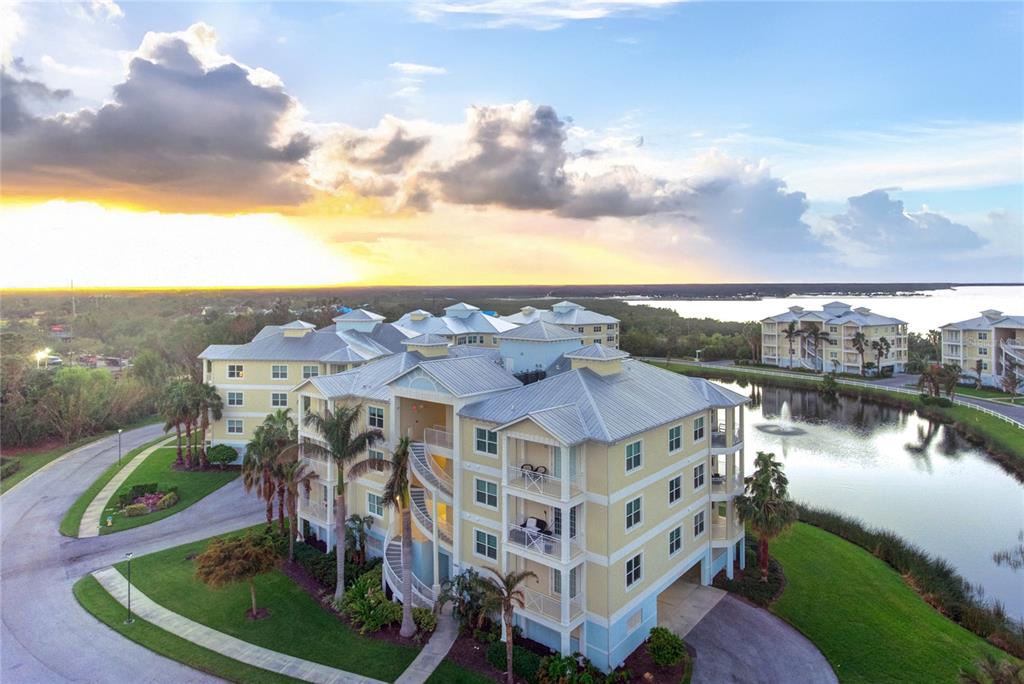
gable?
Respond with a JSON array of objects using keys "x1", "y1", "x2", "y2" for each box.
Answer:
[{"x1": 391, "y1": 367, "x2": 453, "y2": 395}]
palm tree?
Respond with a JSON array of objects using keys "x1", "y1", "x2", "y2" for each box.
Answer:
[
  {"x1": 939, "y1": 363, "x2": 962, "y2": 399},
  {"x1": 303, "y1": 404, "x2": 384, "y2": 601},
  {"x1": 851, "y1": 332, "x2": 868, "y2": 375},
  {"x1": 740, "y1": 321, "x2": 761, "y2": 362},
  {"x1": 917, "y1": 364, "x2": 942, "y2": 398},
  {"x1": 803, "y1": 326, "x2": 830, "y2": 372},
  {"x1": 349, "y1": 437, "x2": 416, "y2": 637},
  {"x1": 735, "y1": 451, "x2": 798, "y2": 582},
  {"x1": 345, "y1": 514, "x2": 375, "y2": 566},
  {"x1": 263, "y1": 409, "x2": 297, "y2": 534},
  {"x1": 277, "y1": 452, "x2": 318, "y2": 561},
  {"x1": 782, "y1": 321, "x2": 801, "y2": 369},
  {"x1": 969, "y1": 359, "x2": 984, "y2": 390},
  {"x1": 242, "y1": 426, "x2": 278, "y2": 527},
  {"x1": 194, "y1": 382, "x2": 223, "y2": 468},
  {"x1": 481, "y1": 567, "x2": 537, "y2": 684},
  {"x1": 159, "y1": 379, "x2": 190, "y2": 467},
  {"x1": 870, "y1": 336, "x2": 891, "y2": 376}
]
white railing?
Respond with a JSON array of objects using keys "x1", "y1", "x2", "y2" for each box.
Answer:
[
  {"x1": 410, "y1": 443, "x2": 453, "y2": 498},
  {"x1": 506, "y1": 525, "x2": 583, "y2": 560},
  {"x1": 301, "y1": 454, "x2": 333, "y2": 483},
  {"x1": 383, "y1": 534, "x2": 434, "y2": 608},
  {"x1": 505, "y1": 465, "x2": 582, "y2": 499},
  {"x1": 298, "y1": 497, "x2": 331, "y2": 526},
  {"x1": 520, "y1": 587, "x2": 584, "y2": 624},
  {"x1": 711, "y1": 475, "x2": 742, "y2": 495},
  {"x1": 424, "y1": 426, "x2": 453, "y2": 451},
  {"x1": 1001, "y1": 339, "x2": 1024, "y2": 363}
]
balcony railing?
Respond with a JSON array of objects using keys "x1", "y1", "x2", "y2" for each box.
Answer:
[
  {"x1": 300, "y1": 453, "x2": 334, "y2": 483},
  {"x1": 711, "y1": 520, "x2": 741, "y2": 541},
  {"x1": 520, "y1": 587, "x2": 583, "y2": 624},
  {"x1": 424, "y1": 426, "x2": 453, "y2": 451},
  {"x1": 506, "y1": 524, "x2": 583, "y2": 561},
  {"x1": 298, "y1": 497, "x2": 331, "y2": 526},
  {"x1": 711, "y1": 474, "x2": 742, "y2": 495},
  {"x1": 506, "y1": 465, "x2": 582, "y2": 499},
  {"x1": 710, "y1": 426, "x2": 741, "y2": 449}
]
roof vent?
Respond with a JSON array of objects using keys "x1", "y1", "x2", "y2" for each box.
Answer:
[
  {"x1": 854, "y1": 307, "x2": 871, "y2": 315},
  {"x1": 981, "y1": 309, "x2": 1003, "y2": 321},
  {"x1": 788, "y1": 306, "x2": 804, "y2": 313}
]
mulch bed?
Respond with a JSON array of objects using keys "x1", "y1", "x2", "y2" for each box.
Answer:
[
  {"x1": 2, "y1": 437, "x2": 65, "y2": 457},
  {"x1": 712, "y1": 553, "x2": 786, "y2": 608},
  {"x1": 169, "y1": 462, "x2": 241, "y2": 472},
  {"x1": 620, "y1": 640, "x2": 694, "y2": 683},
  {"x1": 444, "y1": 630, "x2": 558, "y2": 684}
]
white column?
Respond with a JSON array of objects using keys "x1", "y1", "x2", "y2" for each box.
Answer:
[
  {"x1": 559, "y1": 443, "x2": 569, "y2": 500},
  {"x1": 431, "y1": 495, "x2": 441, "y2": 598},
  {"x1": 726, "y1": 544, "x2": 735, "y2": 580},
  {"x1": 451, "y1": 401, "x2": 462, "y2": 573},
  {"x1": 560, "y1": 503, "x2": 570, "y2": 564}
]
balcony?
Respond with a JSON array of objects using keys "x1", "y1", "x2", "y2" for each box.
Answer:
[
  {"x1": 298, "y1": 497, "x2": 332, "y2": 527},
  {"x1": 506, "y1": 464, "x2": 583, "y2": 500},
  {"x1": 424, "y1": 426, "x2": 453, "y2": 452},
  {"x1": 710, "y1": 425, "x2": 741, "y2": 452},
  {"x1": 300, "y1": 451, "x2": 334, "y2": 483},
  {"x1": 711, "y1": 519, "x2": 742, "y2": 545},
  {"x1": 711, "y1": 474, "x2": 742, "y2": 497},
  {"x1": 520, "y1": 586, "x2": 583, "y2": 624},
  {"x1": 506, "y1": 523, "x2": 584, "y2": 562}
]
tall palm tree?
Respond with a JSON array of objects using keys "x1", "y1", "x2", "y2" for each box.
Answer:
[
  {"x1": 242, "y1": 426, "x2": 278, "y2": 527},
  {"x1": 262, "y1": 409, "x2": 297, "y2": 535},
  {"x1": 194, "y1": 382, "x2": 223, "y2": 468},
  {"x1": 481, "y1": 567, "x2": 537, "y2": 684},
  {"x1": 303, "y1": 404, "x2": 384, "y2": 601},
  {"x1": 277, "y1": 452, "x2": 318, "y2": 561},
  {"x1": 159, "y1": 379, "x2": 190, "y2": 467},
  {"x1": 851, "y1": 332, "x2": 868, "y2": 375},
  {"x1": 969, "y1": 359, "x2": 984, "y2": 390},
  {"x1": 349, "y1": 437, "x2": 416, "y2": 637},
  {"x1": 735, "y1": 451, "x2": 798, "y2": 582},
  {"x1": 803, "y1": 326, "x2": 830, "y2": 372},
  {"x1": 939, "y1": 363, "x2": 962, "y2": 399},
  {"x1": 782, "y1": 321, "x2": 801, "y2": 369},
  {"x1": 917, "y1": 364, "x2": 942, "y2": 398},
  {"x1": 345, "y1": 514, "x2": 375, "y2": 566},
  {"x1": 870, "y1": 337, "x2": 891, "y2": 376}
]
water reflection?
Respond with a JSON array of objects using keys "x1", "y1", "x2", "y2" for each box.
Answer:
[{"x1": 725, "y1": 379, "x2": 1024, "y2": 619}]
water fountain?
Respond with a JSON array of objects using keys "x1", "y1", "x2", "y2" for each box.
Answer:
[{"x1": 756, "y1": 399, "x2": 807, "y2": 436}]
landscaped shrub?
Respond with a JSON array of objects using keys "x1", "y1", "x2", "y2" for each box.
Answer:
[
  {"x1": 123, "y1": 503, "x2": 150, "y2": 517},
  {"x1": 0, "y1": 458, "x2": 22, "y2": 479},
  {"x1": 412, "y1": 607, "x2": 437, "y2": 634},
  {"x1": 155, "y1": 491, "x2": 179, "y2": 510},
  {"x1": 117, "y1": 482, "x2": 159, "y2": 508},
  {"x1": 714, "y1": 538, "x2": 785, "y2": 606},
  {"x1": 919, "y1": 394, "x2": 954, "y2": 408},
  {"x1": 646, "y1": 626, "x2": 686, "y2": 668},
  {"x1": 486, "y1": 640, "x2": 541, "y2": 683},
  {"x1": 206, "y1": 444, "x2": 238, "y2": 466},
  {"x1": 339, "y1": 565, "x2": 400, "y2": 633},
  {"x1": 537, "y1": 654, "x2": 604, "y2": 684}
]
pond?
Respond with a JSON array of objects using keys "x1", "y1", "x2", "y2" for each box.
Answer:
[{"x1": 720, "y1": 379, "x2": 1024, "y2": 619}]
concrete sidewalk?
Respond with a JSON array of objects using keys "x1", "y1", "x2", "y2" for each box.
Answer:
[
  {"x1": 395, "y1": 607, "x2": 458, "y2": 684},
  {"x1": 92, "y1": 567, "x2": 387, "y2": 684},
  {"x1": 78, "y1": 435, "x2": 176, "y2": 538}
]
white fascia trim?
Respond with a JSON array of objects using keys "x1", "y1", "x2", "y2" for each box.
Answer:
[
  {"x1": 606, "y1": 495, "x2": 708, "y2": 566},
  {"x1": 461, "y1": 511, "x2": 501, "y2": 532},
  {"x1": 587, "y1": 449, "x2": 707, "y2": 507},
  {"x1": 214, "y1": 384, "x2": 298, "y2": 391},
  {"x1": 220, "y1": 411, "x2": 273, "y2": 419},
  {"x1": 462, "y1": 461, "x2": 503, "y2": 479}
]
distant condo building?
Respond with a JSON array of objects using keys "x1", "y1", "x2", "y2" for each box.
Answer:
[
  {"x1": 501, "y1": 300, "x2": 620, "y2": 348},
  {"x1": 940, "y1": 310, "x2": 1024, "y2": 388},
  {"x1": 760, "y1": 301, "x2": 907, "y2": 374}
]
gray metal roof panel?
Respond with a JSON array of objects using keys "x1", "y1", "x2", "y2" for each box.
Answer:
[
  {"x1": 564, "y1": 344, "x2": 630, "y2": 360},
  {"x1": 497, "y1": 320, "x2": 583, "y2": 342}
]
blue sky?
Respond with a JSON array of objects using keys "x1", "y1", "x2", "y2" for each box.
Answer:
[{"x1": 1, "y1": 1, "x2": 1021, "y2": 287}]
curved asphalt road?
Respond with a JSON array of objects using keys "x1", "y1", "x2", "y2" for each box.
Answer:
[{"x1": 1, "y1": 424, "x2": 263, "y2": 683}]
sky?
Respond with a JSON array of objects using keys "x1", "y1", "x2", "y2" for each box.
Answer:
[{"x1": 1, "y1": 0, "x2": 1022, "y2": 288}]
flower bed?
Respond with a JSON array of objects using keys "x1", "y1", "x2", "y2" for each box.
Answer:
[{"x1": 116, "y1": 483, "x2": 180, "y2": 518}]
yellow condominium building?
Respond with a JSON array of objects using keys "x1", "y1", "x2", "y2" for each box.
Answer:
[
  {"x1": 941, "y1": 309, "x2": 1024, "y2": 388},
  {"x1": 292, "y1": 322, "x2": 746, "y2": 672},
  {"x1": 761, "y1": 301, "x2": 907, "y2": 374},
  {"x1": 501, "y1": 300, "x2": 621, "y2": 348}
]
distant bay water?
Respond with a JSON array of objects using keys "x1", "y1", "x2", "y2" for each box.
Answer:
[{"x1": 622, "y1": 285, "x2": 1024, "y2": 333}]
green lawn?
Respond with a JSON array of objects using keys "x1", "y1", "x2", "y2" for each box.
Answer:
[
  {"x1": 770, "y1": 523, "x2": 1008, "y2": 683},
  {"x1": 100, "y1": 446, "x2": 238, "y2": 534},
  {"x1": 73, "y1": 575, "x2": 302, "y2": 684},
  {"x1": 112, "y1": 533, "x2": 419, "y2": 681},
  {"x1": 0, "y1": 416, "x2": 159, "y2": 495},
  {"x1": 425, "y1": 661, "x2": 496, "y2": 684},
  {"x1": 59, "y1": 434, "x2": 173, "y2": 537}
]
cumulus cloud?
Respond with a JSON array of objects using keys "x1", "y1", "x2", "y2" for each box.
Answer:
[{"x1": 1, "y1": 24, "x2": 312, "y2": 211}]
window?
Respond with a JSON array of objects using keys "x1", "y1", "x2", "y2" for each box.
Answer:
[
  {"x1": 625, "y1": 440, "x2": 642, "y2": 472},
  {"x1": 982, "y1": 361, "x2": 989, "y2": 371},
  {"x1": 693, "y1": 511, "x2": 706, "y2": 537},
  {"x1": 625, "y1": 553, "x2": 642, "y2": 588},
  {"x1": 475, "y1": 530, "x2": 498, "y2": 560},
  {"x1": 271, "y1": 392, "x2": 288, "y2": 408},
  {"x1": 668, "y1": 425, "x2": 682, "y2": 452},
  {"x1": 474, "y1": 479, "x2": 498, "y2": 508},
  {"x1": 594, "y1": 325, "x2": 602, "y2": 333},
  {"x1": 668, "y1": 476, "x2": 682, "y2": 504},
  {"x1": 368, "y1": 406, "x2": 385, "y2": 429},
  {"x1": 271, "y1": 364, "x2": 288, "y2": 379},
  {"x1": 227, "y1": 364, "x2": 243, "y2": 379},
  {"x1": 227, "y1": 391, "x2": 243, "y2": 407},
  {"x1": 475, "y1": 427, "x2": 498, "y2": 455},
  {"x1": 693, "y1": 463, "x2": 705, "y2": 490},
  {"x1": 978, "y1": 332, "x2": 988, "y2": 341},
  {"x1": 625, "y1": 496, "x2": 642, "y2": 530},
  {"x1": 552, "y1": 567, "x2": 578, "y2": 597},
  {"x1": 830, "y1": 351, "x2": 838, "y2": 359},
  {"x1": 368, "y1": 449, "x2": 386, "y2": 472},
  {"x1": 367, "y1": 493, "x2": 384, "y2": 517},
  {"x1": 829, "y1": 326, "x2": 838, "y2": 334},
  {"x1": 693, "y1": 416, "x2": 705, "y2": 442},
  {"x1": 978, "y1": 347, "x2": 989, "y2": 356},
  {"x1": 227, "y1": 419, "x2": 243, "y2": 434},
  {"x1": 302, "y1": 365, "x2": 319, "y2": 378},
  {"x1": 669, "y1": 527, "x2": 682, "y2": 555}
]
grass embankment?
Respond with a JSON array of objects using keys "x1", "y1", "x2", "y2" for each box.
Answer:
[
  {"x1": 111, "y1": 533, "x2": 419, "y2": 681},
  {"x1": 100, "y1": 446, "x2": 238, "y2": 534},
  {"x1": 73, "y1": 575, "x2": 303, "y2": 684},
  {"x1": 0, "y1": 416, "x2": 159, "y2": 495},
  {"x1": 651, "y1": 361, "x2": 1024, "y2": 478},
  {"x1": 59, "y1": 434, "x2": 173, "y2": 537},
  {"x1": 770, "y1": 523, "x2": 1008, "y2": 683},
  {"x1": 425, "y1": 662, "x2": 496, "y2": 684}
]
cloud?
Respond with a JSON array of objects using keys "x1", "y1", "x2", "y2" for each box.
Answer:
[
  {"x1": 1, "y1": 24, "x2": 312, "y2": 211},
  {"x1": 1, "y1": 2, "x2": 25, "y2": 66},
  {"x1": 389, "y1": 61, "x2": 447, "y2": 76},
  {"x1": 411, "y1": 0, "x2": 684, "y2": 30},
  {"x1": 89, "y1": 0, "x2": 123, "y2": 20},
  {"x1": 0, "y1": 71, "x2": 72, "y2": 134}
]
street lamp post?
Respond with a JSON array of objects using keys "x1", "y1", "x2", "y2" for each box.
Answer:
[
  {"x1": 124, "y1": 552, "x2": 134, "y2": 625},
  {"x1": 117, "y1": 429, "x2": 123, "y2": 466}
]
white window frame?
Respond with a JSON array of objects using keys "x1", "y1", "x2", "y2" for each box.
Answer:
[
  {"x1": 693, "y1": 416, "x2": 705, "y2": 442},
  {"x1": 271, "y1": 364, "x2": 288, "y2": 379},
  {"x1": 625, "y1": 496, "x2": 643, "y2": 531},
  {"x1": 367, "y1": 492, "x2": 384, "y2": 518},
  {"x1": 271, "y1": 392, "x2": 288, "y2": 408},
  {"x1": 552, "y1": 566, "x2": 579, "y2": 598},
  {"x1": 625, "y1": 553, "x2": 643, "y2": 590},
  {"x1": 368, "y1": 406, "x2": 385, "y2": 430},
  {"x1": 302, "y1": 365, "x2": 320, "y2": 379},
  {"x1": 978, "y1": 347, "x2": 989, "y2": 356},
  {"x1": 226, "y1": 419, "x2": 243, "y2": 434},
  {"x1": 474, "y1": 427, "x2": 498, "y2": 456},
  {"x1": 693, "y1": 463, "x2": 706, "y2": 490},
  {"x1": 669, "y1": 526, "x2": 682, "y2": 556},
  {"x1": 693, "y1": 510, "x2": 706, "y2": 538},
  {"x1": 978, "y1": 331, "x2": 989, "y2": 341},
  {"x1": 668, "y1": 475, "x2": 682, "y2": 505},
  {"x1": 474, "y1": 529, "x2": 498, "y2": 561},
  {"x1": 474, "y1": 478, "x2": 498, "y2": 509},
  {"x1": 227, "y1": 364, "x2": 244, "y2": 379},
  {"x1": 227, "y1": 391, "x2": 243, "y2": 407},
  {"x1": 625, "y1": 440, "x2": 642, "y2": 473},
  {"x1": 668, "y1": 425, "x2": 682, "y2": 453},
  {"x1": 368, "y1": 448, "x2": 386, "y2": 472}
]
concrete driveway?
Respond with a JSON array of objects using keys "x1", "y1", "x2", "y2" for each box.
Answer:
[
  {"x1": 657, "y1": 578, "x2": 726, "y2": 637},
  {"x1": 1, "y1": 424, "x2": 263, "y2": 683}
]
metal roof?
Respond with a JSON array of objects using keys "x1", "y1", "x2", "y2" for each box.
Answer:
[
  {"x1": 299, "y1": 352, "x2": 422, "y2": 401},
  {"x1": 563, "y1": 344, "x2": 629, "y2": 360},
  {"x1": 198, "y1": 323, "x2": 409, "y2": 363},
  {"x1": 388, "y1": 354, "x2": 522, "y2": 397},
  {"x1": 501, "y1": 304, "x2": 619, "y2": 326},
  {"x1": 497, "y1": 320, "x2": 583, "y2": 342},
  {"x1": 761, "y1": 302, "x2": 906, "y2": 326},
  {"x1": 393, "y1": 308, "x2": 519, "y2": 337},
  {"x1": 333, "y1": 308, "x2": 385, "y2": 322},
  {"x1": 281, "y1": 320, "x2": 317, "y2": 329},
  {"x1": 942, "y1": 312, "x2": 1024, "y2": 330},
  {"x1": 402, "y1": 333, "x2": 450, "y2": 347}
]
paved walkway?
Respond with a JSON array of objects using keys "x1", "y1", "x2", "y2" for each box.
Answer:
[
  {"x1": 93, "y1": 567, "x2": 386, "y2": 684},
  {"x1": 78, "y1": 435, "x2": 177, "y2": 538},
  {"x1": 395, "y1": 607, "x2": 459, "y2": 684},
  {"x1": 656, "y1": 580, "x2": 726, "y2": 637}
]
